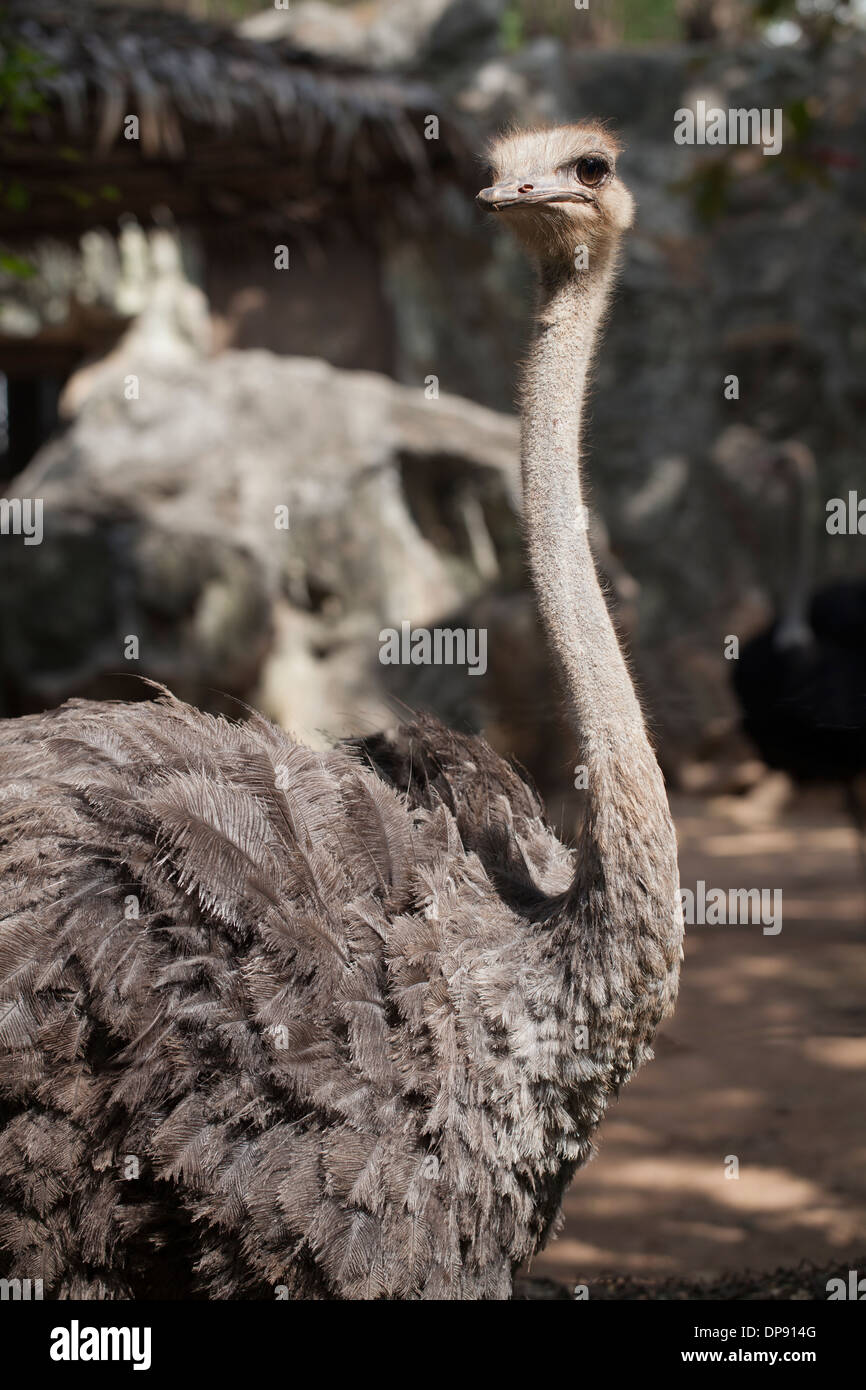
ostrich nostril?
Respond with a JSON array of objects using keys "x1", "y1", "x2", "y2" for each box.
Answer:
[{"x1": 519, "y1": 184, "x2": 534, "y2": 193}]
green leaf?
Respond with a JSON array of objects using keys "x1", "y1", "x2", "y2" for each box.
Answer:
[{"x1": 0, "y1": 251, "x2": 36, "y2": 279}]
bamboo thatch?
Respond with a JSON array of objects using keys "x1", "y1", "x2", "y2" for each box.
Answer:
[{"x1": 0, "y1": 1, "x2": 469, "y2": 236}]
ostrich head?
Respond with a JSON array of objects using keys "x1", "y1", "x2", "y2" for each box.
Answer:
[{"x1": 477, "y1": 123, "x2": 634, "y2": 262}]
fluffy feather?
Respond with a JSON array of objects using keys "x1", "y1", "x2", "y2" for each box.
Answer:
[{"x1": 0, "y1": 690, "x2": 679, "y2": 1299}]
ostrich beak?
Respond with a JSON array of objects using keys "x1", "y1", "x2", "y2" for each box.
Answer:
[{"x1": 477, "y1": 181, "x2": 595, "y2": 211}]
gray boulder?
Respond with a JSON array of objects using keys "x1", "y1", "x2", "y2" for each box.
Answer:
[{"x1": 0, "y1": 345, "x2": 516, "y2": 734}]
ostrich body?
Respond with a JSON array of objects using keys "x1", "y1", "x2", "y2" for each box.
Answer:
[
  {"x1": 0, "y1": 126, "x2": 682, "y2": 1300},
  {"x1": 733, "y1": 445, "x2": 866, "y2": 791}
]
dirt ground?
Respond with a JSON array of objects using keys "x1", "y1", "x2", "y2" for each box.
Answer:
[{"x1": 526, "y1": 785, "x2": 866, "y2": 1295}]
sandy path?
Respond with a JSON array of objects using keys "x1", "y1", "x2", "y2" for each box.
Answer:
[{"x1": 529, "y1": 790, "x2": 866, "y2": 1288}]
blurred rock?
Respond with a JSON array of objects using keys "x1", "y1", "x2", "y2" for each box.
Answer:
[
  {"x1": 239, "y1": 0, "x2": 508, "y2": 71},
  {"x1": 0, "y1": 347, "x2": 510, "y2": 731},
  {"x1": 1, "y1": 341, "x2": 640, "y2": 802}
]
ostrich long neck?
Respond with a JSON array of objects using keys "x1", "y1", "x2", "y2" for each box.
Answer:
[
  {"x1": 521, "y1": 252, "x2": 674, "y2": 902},
  {"x1": 777, "y1": 452, "x2": 816, "y2": 647}
]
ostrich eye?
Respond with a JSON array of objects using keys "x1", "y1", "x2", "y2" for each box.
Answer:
[{"x1": 574, "y1": 156, "x2": 610, "y2": 188}]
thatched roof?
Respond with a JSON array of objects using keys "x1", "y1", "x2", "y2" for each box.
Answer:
[{"x1": 0, "y1": 1, "x2": 469, "y2": 237}]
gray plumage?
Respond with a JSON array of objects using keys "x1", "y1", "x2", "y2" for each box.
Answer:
[{"x1": 0, "y1": 124, "x2": 682, "y2": 1300}]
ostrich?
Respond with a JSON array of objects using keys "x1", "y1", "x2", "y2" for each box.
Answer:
[
  {"x1": 0, "y1": 124, "x2": 682, "y2": 1300},
  {"x1": 732, "y1": 442, "x2": 866, "y2": 838}
]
